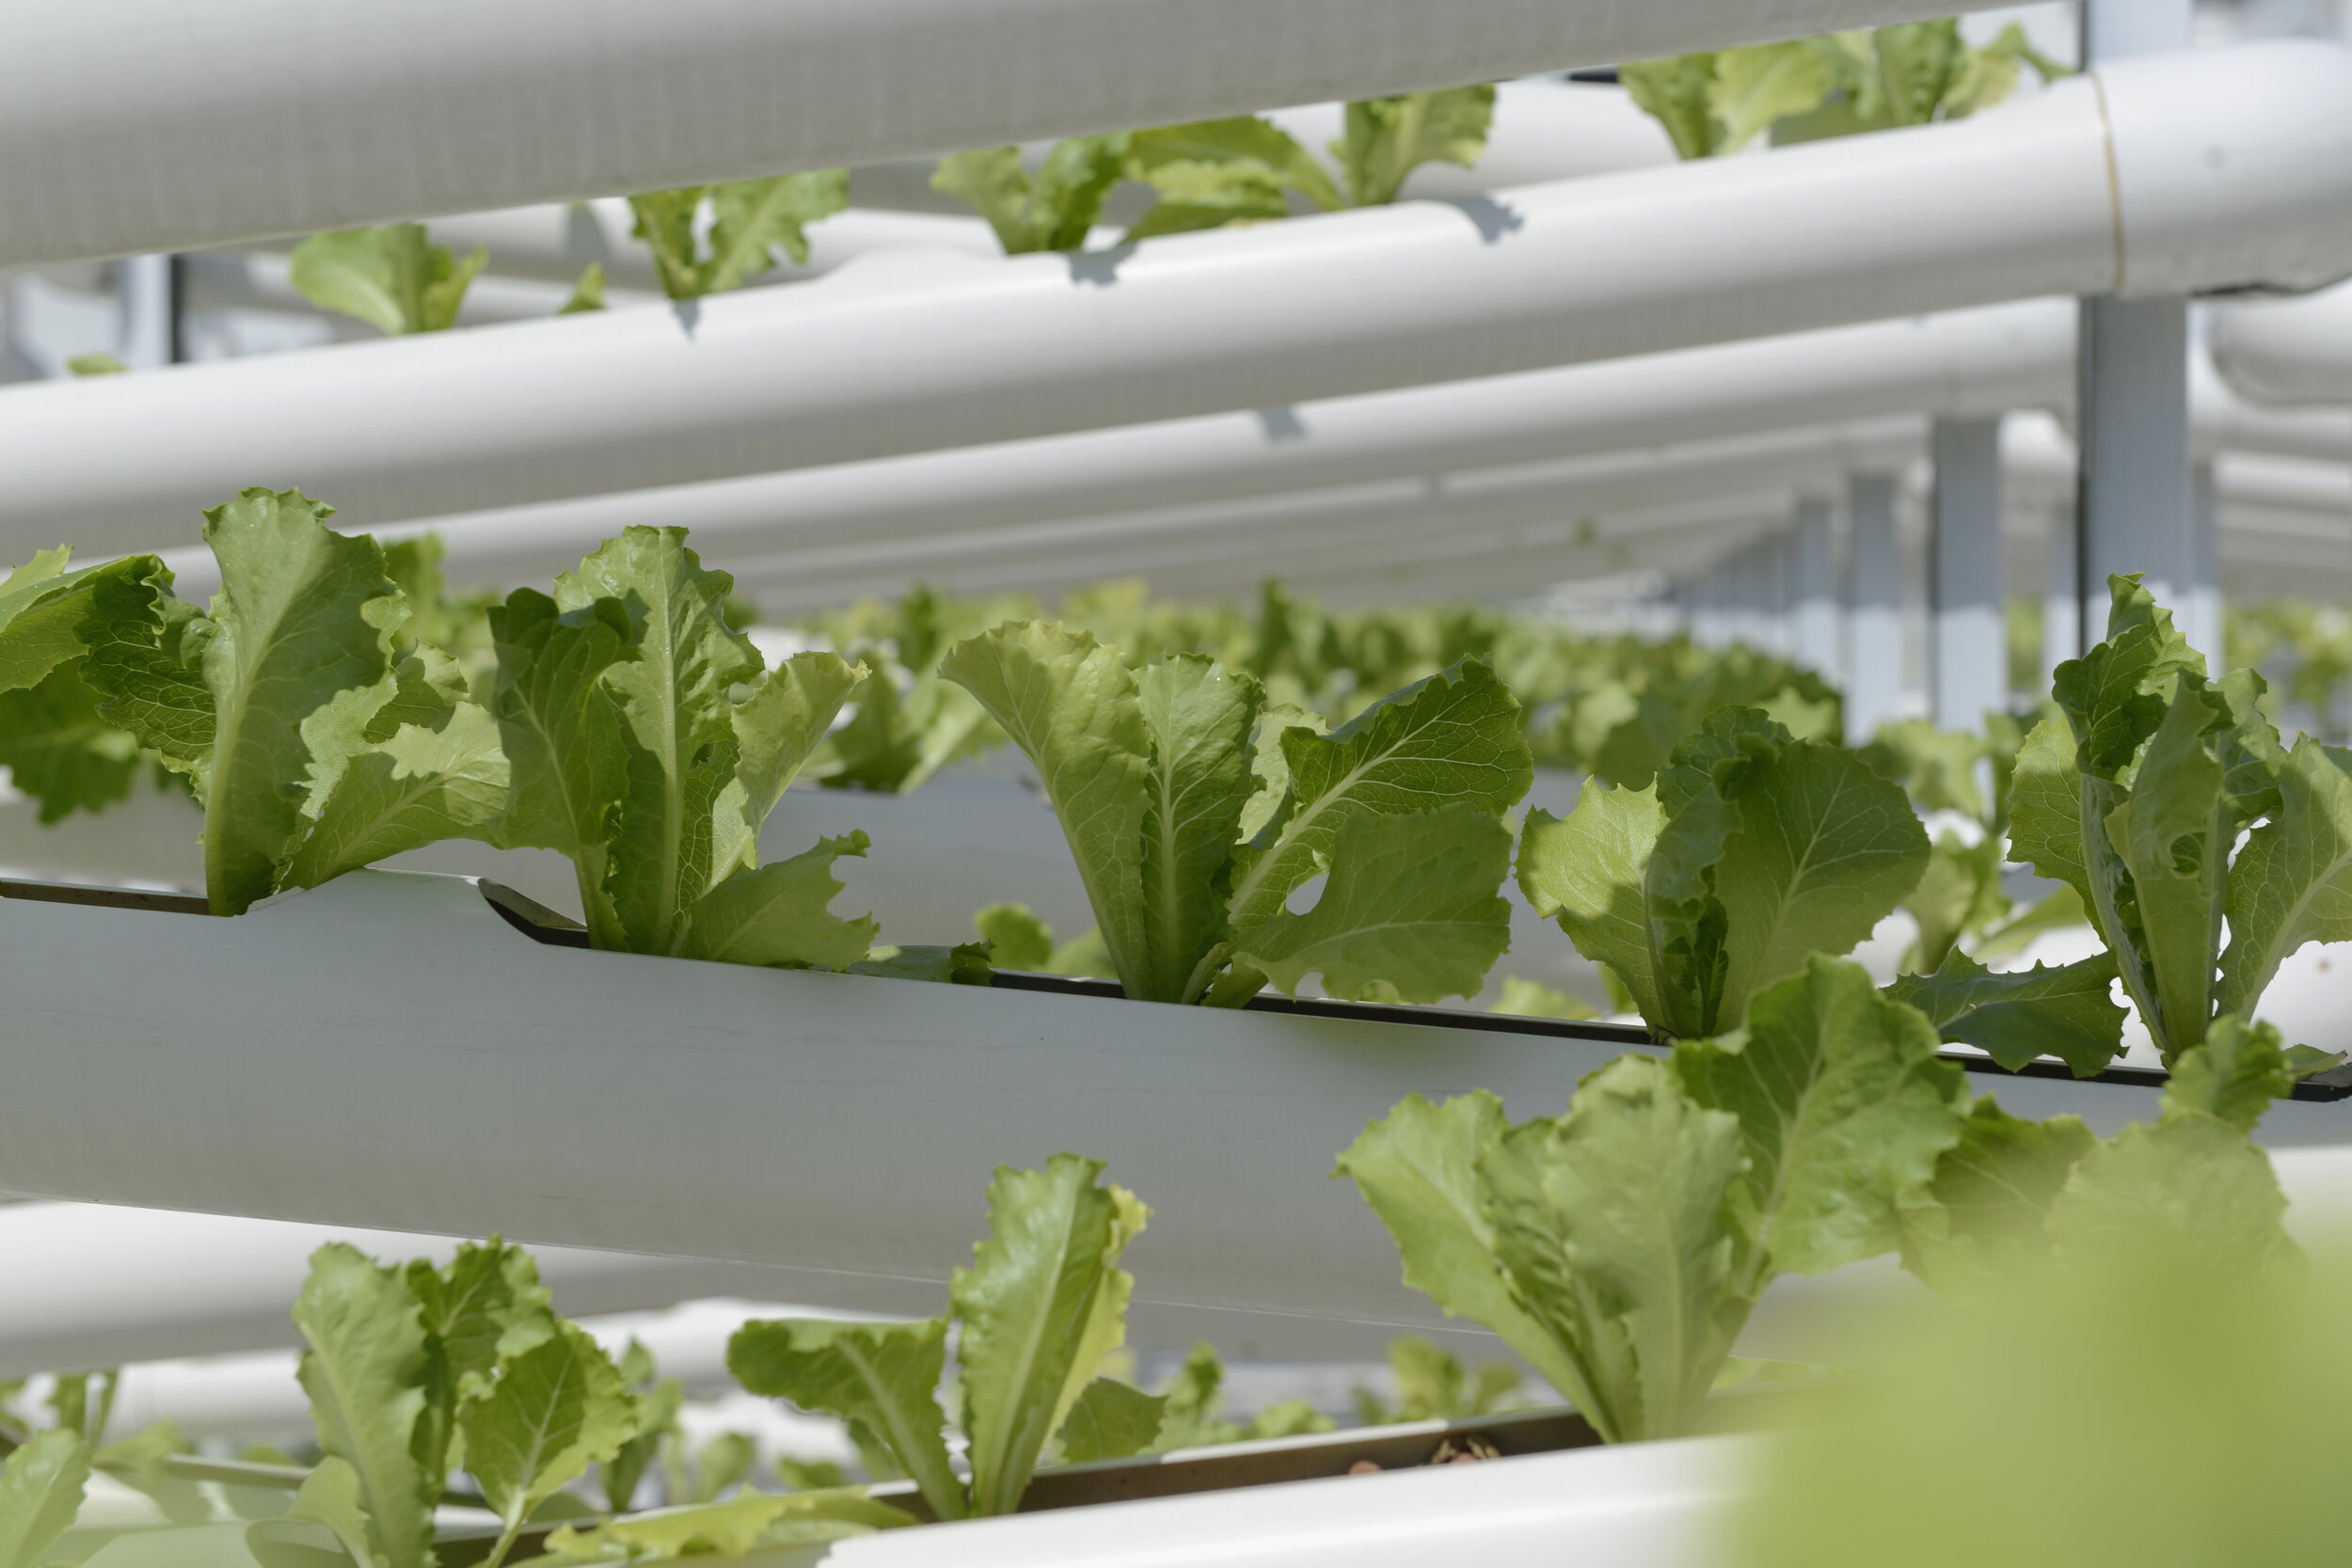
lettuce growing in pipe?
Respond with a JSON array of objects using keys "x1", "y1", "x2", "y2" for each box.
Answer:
[
  {"x1": 1337, "y1": 958, "x2": 1974, "y2": 1444},
  {"x1": 488, "y1": 526, "x2": 878, "y2": 965},
  {"x1": 728, "y1": 1154, "x2": 1162, "y2": 1522},
  {"x1": 2007, "y1": 576, "x2": 2352, "y2": 1072},
  {"x1": 0, "y1": 546, "x2": 164, "y2": 823},
  {"x1": 940, "y1": 621, "x2": 1527, "y2": 1005}
]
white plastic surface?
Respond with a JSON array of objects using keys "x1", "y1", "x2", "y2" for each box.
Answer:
[
  {"x1": 19, "y1": 48, "x2": 2352, "y2": 555},
  {"x1": 2212, "y1": 280, "x2": 2352, "y2": 406},
  {"x1": 5, "y1": 870, "x2": 2345, "y2": 1355},
  {"x1": 754, "y1": 1434, "x2": 1752, "y2": 1568}
]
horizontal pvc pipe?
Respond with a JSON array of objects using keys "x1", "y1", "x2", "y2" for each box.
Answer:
[
  {"x1": 8, "y1": 42, "x2": 2347, "y2": 560},
  {"x1": 5, "y1": 872, "x2": 2348, "y2": 1361},
  {"x1": 313, "y1": 303, "x2": 2069, "y2": 594},
  {"x1": 2, "y1": 0, "x2": 2008, "y2": 270},
  {"x1": 2212, "y1": 280, "x2": 2352, "y2": 405},
  {"x1": 0, "y1": 1202, "x2": 823, "y2": 1378}
]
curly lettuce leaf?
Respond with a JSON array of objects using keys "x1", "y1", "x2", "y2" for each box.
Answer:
[
  {"x1": 0, "y1": 661, "x2": 140, "y2": 822},
  {"x1": 459, "y1": 1323, "x2": 639, "y2": 1565},
  {"x1": 2219, "y1": 737, "x2": 2352, "y2": 1019},
  {"x1": 1332, "y1": 87, "x2": 1495, "y2": 207},
  {"x1": 951, "y1": 1155, "x2": 1146, "y2": 1517},
  {"x1": 710, "y1": 651, "x2": 866, "y2": 877},
  {"x1": 1518, "y1": 780, "x2": 1671, "y2": 1026},
  {"x1": 0, "y1": 547, "x2": 169, "y2": 695},
  {"x1": 489, "y1": 589, "x2": 637, "y2": 930},
  {"x1": 290, "y1": 1244, "x2": 436, "y2": 1568},
  {"x1": 728, "y1": 1318, "x2": 963, "y2": 1522},
  {"x1": 1135, "y1": 655, "x2": 1261, "y2": 1001},
  {"x1": 686, "y1": 831, "x2": 877, "y2": 971},
  {"x1": 289, "y1": 225, "x2": 485, "y2": 335},
  {"x1": 1886, "y1": 950, "x2": 2126, "y2": 1076}
]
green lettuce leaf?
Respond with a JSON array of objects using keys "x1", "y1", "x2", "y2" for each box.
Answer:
[
  {"x1": 973, "y1": 902, "x2": 1055, "y2": 971},
  {"x1": 684, "y1": 831, "x2": 878, "y2": 971},
  {"x1": 1709, "y1": 41, "x2": 1836, "y2": 150},
  {"x1": 1332, "y1": 87, "x2": 1495, "y2": 207},
  {"x1": 704, "y1": 171, "x2": 850, "y2": 293},
  {"x1": 1230, "y1": 803, "x2": 1513, "y2": 1004},
  {"x1": 1330, "y1": 1093, "x2": 1594, "y2": 1420},
  {"x1": 199, "y1": 488, "x2": 405, "y2": 915},
  {"x1": 1900, "y1": 832, "x2": 2008, "y2": 974},
  {"x1": 709, "y1": 652, "x2": 866, "y2": 878},
  {"x1": 539, "y1": 1489, "x2": 911, "y2": 1564},
  {"x1": 290, "y1": 1243, "x2": 436, "y2": 1568},
  {"x1": 2218, "y1": 737, "x2": 2352, "y2": 1019},
  {"x1": 1898, "y1": 1098, "x2": 2097, "y2": 1292},
  {"x1": 940, "y1": 623, "x2": 1152, "y2": 996},
  {"x1": 2100, "y1": 680, "x2": 2232, "y2": 1054},
  {"x1": 727, "y1": 1319, "x2": 964, "y2": 1522},
  {"x1": 1676, "y1": 957, "x2": 1971, "y2": 1286},
  {"x1": 847, "y1": 942, "x2": 993, "y2": 984},
  {"x1": 932, "y1": 137, "x2": 1128, "y2": 254},
  {"x1": 951, "y1": 1154, "x2": 1146, "y2": 1517},
  {"x1": 488, "y1": 589, "x2": 638, "y2": 931},
  {"x1": 285, "y1": 651, "x2": 509, "y2": 889},
  {"x1": 1885, "y1": 950, "x2": 2126, "y2": 1076},
  {"x1": 0, "y1": 547, "x2": 168, "y2": 695},
  {"x1": 1227, "y1": 657, "x2": 1531, "y2": 929},
  {"x1": 1478, "y1": 1054, "x2": 1746, "y2": 1444},
  {"x1": 2005, "y1": 717, "x2": 2093, "y2": 913},
  {"x1": 0, "y1": 662, "x2": 140, "y2": 822},
  {"x1": 459, "y1": 1323, "x2": 638, "y2": 1568},
  {"x1": 1134, "y1": 654, "x2": 1262, "y2": 1002},
  {"x1": 80, "y1": 572, "x2": 214, "y2": 777},
  {"x1": 289, "y1": 225, "x2": 485, "y2": 335},
  {"x1": 2160, "y1": 1013, "x2": 2297, "y2": 1132},
  {"x1": 1518, "y1": 780, "x2": 1671, "y2": 1025},
  {"x1": 0, "y1": 1431, "x2": 89, "y2": 1568},
  {"x1": 286, "y1": 1456, "x2": 382, "y2": 1568},
  {"x1": 1621, "y1": 55, "x2": 1720, "y2": 159},
  {"x1": 558, "y1": 527, "x2": 760, "y2": 958},
  {"x1": 1056, "y1": 1377, "x2": 1169, "y2": 1464}
]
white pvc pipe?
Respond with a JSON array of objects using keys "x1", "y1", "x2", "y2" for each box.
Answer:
[
  {"x1": 8, "y1": 43, "x2": 2349, "y2": 559},
  {"x1": 2212, "y1": 281, "x2": 2352, "y2": 406},
  {"x1": 1, "y1": 0, "x2": 2012, "y2": 271},
  {"x1": 0, "y1": 1202, "x2": 832, "y2": 1378}
]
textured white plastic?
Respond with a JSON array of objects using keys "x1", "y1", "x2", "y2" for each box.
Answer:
[
  {"x1": 2211, "y1": 281, "x2": 2352, "y2": 406},
  {"x1": 10, "y1": 45, "x2": 2349, "y2": 559},
  {"x1": 4, "y1": 871, "x2": 2345, "y2": 1352},
  {"x1": 0, "y1": 0, "x2": 2009, "y2": 269}
]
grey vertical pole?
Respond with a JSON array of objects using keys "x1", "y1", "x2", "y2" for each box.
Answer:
[
  {"x1": 1846, "y1": 472, "x2": 1903, "y2": 744},
  {"x1": 1931, "y1": 416, "x2": 2008, "y2": 730},
  {"x1": 2187, "y1": 458, "x2": 2222, "y2": 671},
  {"x1": 2042, "y1": 507, "x2": 2079, "y2": 689},
  {"x1": 2075, "y1": 0, "x2": 2194, "y2": 651},
  {"x1": 1793, "y1": 497, "x2": 1839, "y2": 680},
  {"x1": 117, "y1": 254, "x2": 178, "y2": 369}
]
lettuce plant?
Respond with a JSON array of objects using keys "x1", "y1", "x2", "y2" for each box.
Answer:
[
  {"x1": 1518, "y1": 707, "x2": 1940, "y2": 1036},
  {"x1": 289, "y1": 224, "x2": 486, "y2": 335},
  {"x1": 939, "y1": 622, "x2": 1529, "y2": 1005},
  {"x1": 932, "y1": 86, "x2": 1493, "y2": 252},
  {"x1": 487, "y1": 527, "x2": 872, "y2": 961},
  {"x1": 728, "y1": 1154, "x2": 1167, "y2": 1522},
  {"x1": 1338, "y1": 958, "x2": 1974, "y2": 1443},
  {"x1": 2009, "y1": 576, "x2": 2352, "y2": 1069},
  {"x1": 628, "y1": 172, "x2": 850, "y2": 300}
]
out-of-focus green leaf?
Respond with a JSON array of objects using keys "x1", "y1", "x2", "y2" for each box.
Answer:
[
  {"x1": 933, "y1": 137, "x2": 1128, "y2": 254},
  {"x1": 66, "y1": 353, "x2": 126, "y2": 375},
  {"x1": 973, "y1": 902, "x2": 1055, "y2": 970},
  {"x1": 686, "y1": 831, "x2": 878, "y2": 971},
  {"x1": 0, "y1": 1430, "x2": 89, "y2": 1568},
  {"x1": 1899, "y1": 1098, "x2": 2096, "y2": 1291},
  {"x1": 1056, "y1": 1378, "x2": 1168, "y2": 1464},
  {"x1": 1331, "y1": 87, "x2": 1495, "y2": 207},
  {"x1": 460, "y1": 1323, "x2": 639, "y2": 1568},
  {"x1": 1710, "y1": 42, "x2": 1836, "y2": 151},
  {"x1": 1231, "y1": 803, "x2": 1512, "y2": 1005},
  {"x1": 952, "y1": 1155, "x2": 1146, "y2": 1516},
  {"x1": 728, "y1": 1318, "x2": 964, "y2": 1522},
  {"x1": 1621, "y1": 55, "x2": 1721, "y2": 159},
  {"x1": 1488, "y1": 975, "x2": 1597, "y2": 1022},
  {"x1": 1886, "y1": 950, "x2": 2125, "y2": 1076},
  {"x1": 941, "y1": 623, "x2": 1152, "y2": 995},
  {"x1": 537, "y1": 1488, "x2": 913, "y2": 1565},
  {"x1": 289, "y1": 225, "x2": 485, "y2": 335},
  {"x1": 848, "y1": 942, "x2": 993, "y2": 985},
  {"x1": 0, "y1": 661, "x2": 140, "y2": 821},
  {"x1": 2101, "y1": 680, "x2": 2233, "y2": 1056},
  {"x1": 704, "y1": 171, "x2": 850, "y2": 292},
  {"x1": 559, "y1": 262, "x2": 607, "y2": 315},
  {"x1": 2161, "y1": 1013, "x2": 2296, "y2": 1133},
  {"x1": 290, "y1": 1243, "x2": 434, "y2": 1568},
  {"x1": 1900, "y1": 832, "x2": 2009, "y2": 975}
]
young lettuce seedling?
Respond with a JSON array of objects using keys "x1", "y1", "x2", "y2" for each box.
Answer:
[
  {"x1": 728, "y1": 1154, "x2": 1167, "y2": 1522},
  {"x1": 1339, "y1": 958, "x2": 1975, "y2": 1444},
  {"x1": 938, "y1": 621, "x2": 1531, "y2": 1006}
]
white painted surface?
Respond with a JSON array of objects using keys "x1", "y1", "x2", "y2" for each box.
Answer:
[{"x1": 2213, "y1": 281, "x2": 2352, "y2": 406}]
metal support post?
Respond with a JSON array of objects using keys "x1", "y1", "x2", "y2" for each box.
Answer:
[
  {"x1": 116, "y1": 254, "x2": 179, "y2": 369},
  {"x1": 2042, "y1": 508, "x2": 2079, "y2": 689},
  {"x1": 1792, "y1": 497, "x2": 1839, "y2": 680},
  {"x1": 1931, "y1": 416, "x2": 2008, "y2": 730},
  {"x1": 1846, "y1": 471, "x2": 1903, "y2": 744},
  {"x1": 2074, "y1": 0, "x2": 2194, "y2": 650},
  {"x1": 2187, "y1": 457, "x2": 2222, "y2": 672}
]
